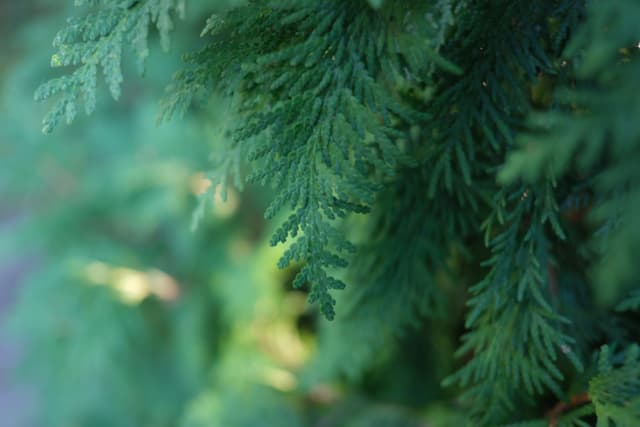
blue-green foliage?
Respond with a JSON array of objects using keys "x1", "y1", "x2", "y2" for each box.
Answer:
[
  {"x1": 426, "y1": 2, "x2": 583, "y2": 423},
  {"x1": 589, "y1": 345, "x2": 640, "y2": 426},
  {"x1": 501, "y1": 0, "x2": 640, "y2": 308},
  {"x1": 17, "y1": 0, "x2": 640, "y2": 426},
  {"x1": 305, "y1": 164, "x2": 464, "y2": 382},
  {"x1": 162, "y1": 0, "x2": 460, "y2": 319},
  {"x1": 443, "y1": 184, "x2": 583, "y2": 424},
  {"x1": 34, "y1": 0, "x2": 185, "y2": 133}
]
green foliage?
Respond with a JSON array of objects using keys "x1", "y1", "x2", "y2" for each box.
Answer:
[
  {"x1": 616, "y1": 290, "x2": 640, "y2": 313},
  {"x1": 34, "y1": 0, "x2": 186, "y2": 133},
  {"x1": 443, "y1": 184, "x2": 583, "y2": 424},
  {"x1": 162, "y1": 0, "x2": 460, "y2": 319},
  {"x1": 3, "y1": 46, "x2": 223, "y2": 425},
  {"x1": 2, "y1": 0, "x2": 640, "y2": 426},
  {"x1": 305, "y1": 165, "x2": 461, "y2": 382},
  {"x1": 590, "y1": 345, "x2": 640, "y2": 427},
  {"x1": 500, "y1": 0, "x2": 640, "y2": 306}
]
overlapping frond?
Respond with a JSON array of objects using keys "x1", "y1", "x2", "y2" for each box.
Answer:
[
  {"x1": 500, "y1": 0, "x2": 640, "y2": 306},
  {"x1": 307, "y1": 165, "x2": 471, "y2": 380},
  {"x1": 162, "y1": 0, "x2": 459, "y2": 318}
]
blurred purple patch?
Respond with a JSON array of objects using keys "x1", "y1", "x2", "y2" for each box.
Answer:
[{"x1": 0, "y1": 215, "x2": 37, "y2": 427}]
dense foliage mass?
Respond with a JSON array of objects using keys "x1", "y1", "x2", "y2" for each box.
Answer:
[{"x1": 1, "y1": 0, "x2": 639, "y2": 426}]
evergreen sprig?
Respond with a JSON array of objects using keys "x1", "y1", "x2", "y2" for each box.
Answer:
[
  {"x1": 34, "y1": 0, "x2": 185, "y2": 133},
  {"x1": 427, "y1": 2, "x2": 584, "y2": 423},
  {"x1": 162, "y1": 0, "x2": 459, "y2": 319},
  {"x1": 590, "y1": 344, "x2": 640, "y2": 426},
  {"x1": 425, "y1": 0, "x2": 557, "y2": 202},
  {"x1": 500, "y1": 0, "x2": 640, "y2": 306},
  {"x1": 307, "y1": 165, "x2": 471, "y2": 380},
  {"x1": 444, "y1": 184, "x2": 583, "y2": 424}
]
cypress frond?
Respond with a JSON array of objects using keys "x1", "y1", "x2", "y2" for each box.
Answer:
[
  {"x1": 590, "y1": 344, "x2": 640, "y2": 426},
  {"x1": 500, "y1": 0, "x2": 640, "y2": 306},
  {"x1": 444, "y1": 183, "x2": 583, "y2": 424},
  {"x1": 307, "y1": 165, "x2": 471, "y2": 380},
  {"x1": 162, "y1": 0, "x2": 459, "y2": 319},
  {"x1": 34, "y1": 0, "x2": 185, "y2": 133}
]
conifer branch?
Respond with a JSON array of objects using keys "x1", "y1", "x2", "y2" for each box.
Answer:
[
  {"x1": 162, "y1": 0, "x2": 459, "y2": 319},
  {"x1": 35, "y1": 0, "x2": 185, "y2": 133}
]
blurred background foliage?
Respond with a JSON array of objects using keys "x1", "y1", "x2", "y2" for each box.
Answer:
[{"x1": 0, "y1": 2, "x2": 463, "y2": 426}]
